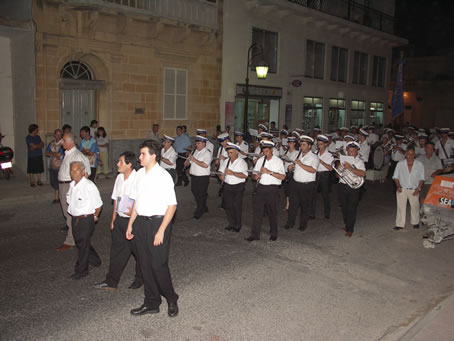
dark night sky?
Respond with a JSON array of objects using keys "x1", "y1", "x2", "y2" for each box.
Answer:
[{"x1": 394, "y1": 0, "x2": 454, "y2": 56}]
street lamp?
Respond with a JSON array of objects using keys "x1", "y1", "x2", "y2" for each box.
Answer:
[{"x1": 243, "y1": 44, "x2": 269, "y2": 136}]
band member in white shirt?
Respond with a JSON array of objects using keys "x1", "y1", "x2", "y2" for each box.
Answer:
[
  {"x1": 126, "y1": 140, "x2": 179, "y2": 317},
  {"x1": 280, "y1": 136, "x2": 299, "y2": 211},
  {"x1": 358, "y1": 128, "x2": 370, "y2": 164},
  {"x1": 215, "y1": 132, "x2": 230, "y2": 168},
  {"x1": 366, "y1": 126, "x2": 379, "y2": 146},
  {"x1": 185, "y1": 135, "x2": 212, "y2": 219},
  {"x1": 337, "y1": 141, "x2": 366, "y2": 237},
  {"x1": 57, "y1": 133, "x2": 91, "y2": 251},
  {"x1": 392, "y1": 146, "x2": 425, "y2": 230},
  {"x1": 435, "y1": 128, "x2": 454, "y2": 166},
  {"x1": 95, "y1": 152, "x2": 143, "y2": 290},
  {"x1": 415, "y1": 134, "x2": 428, "y2": 157},
  {"x1": 218, "y1": 142, "x2": 248, "y2": 232},
  {"x1": 234, "y1": 131, "x2": 249, "y2": 159},
  {"x1": 160, "y1": 134, "x2": 177, "y2": 183},
  {"x1": 389, "y1": 135, "x2": 407, "y2": 182},
  {"x1": 279, "y1": 129, "x2": 289, "y2": 152},
  {"x1": 67, "y1": 161, "x2": 102, "y2": 280},
  {"x1": 197, "y1": 128, "x2": 214, "y2": 157},
  {"x1": 310, "y1": 134, "x2": 334, "y2": 219},
  {"x1": 283, "y1": 135, "x2": 319, "y2": 231},
  {"x1": 246, "y1": 140, "x2": 285, "y2": 242},
  {"x1": 327, "y1": 134, "x2": 337, "y2": 154}
]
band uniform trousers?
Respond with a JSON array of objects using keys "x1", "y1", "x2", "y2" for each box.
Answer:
[
  {"x1": 71, "y1": 215, "x2": 101, "y2": 275},
  {"x1": 176, "y1": 153, "x2": 189, "y2": 185},
  {"x1": 287, "y1": 181, "x2": 316, "y2": 229},
  {"x1": 191, "y1": 175, "x2": 209, "y2": 218},
  {"x1": 133, "y1": 216, "x2": 178, "y2": 309},
  {"x1": 395, "y1": 188, "x2": 420, "y2": 228},
  {"x1": 311, "y1": 172, "x2": 331, "y2": 217},
  {"x1": 105, "y1": 216, "x2": 143, "y2": 288},
  {"x1": 223, "y1": 182, "x2": 245, "y2": 229},
  {"x1": 59, "y1": 182, "x2": 75, "y2": 246},
  {"x1": 251, "y1": 184, "x2": 280, "y2": 239},
  {"x1": 337, "y1": 183, "x2": 361, "y2": 233},
  {"x1": 283, "y1": 173, "x2": 294, "y2": 198}
]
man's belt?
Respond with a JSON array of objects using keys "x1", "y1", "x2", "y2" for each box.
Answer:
[
  {"x1": 72, "y1": 214, "x2": 94, "y2": 219},
  {"x1": 139, "y1": 215, "x2": 164, "y2": 220},
  {"x1": 295, "y1": 180, "x2": 316, "y2": 185},
  {"x1": 59, "y1": 180, "x2": 71, "y2": 184}
]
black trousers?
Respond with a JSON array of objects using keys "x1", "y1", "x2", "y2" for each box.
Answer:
[
  {"x1": 251, "y1": 184, "x2": 280, "y2": 239},
  {"x1": 176, "y1": 153, "x2": 189, "y2": 185},
  {"x1": 191, "y1": 175, "x2": 209, "y2": 218},
  {"x1": 89, "y1": 167, "x2": 97, "y2": 182},
  {"x1": 133, "y1": 216, "x2": 178, "y2": 308},
  {"x1": 223, "y1": 182, "x2": 245, "y2": 228},
  {"x1": 311, "y1": 171, "x2": 331, "y2": 217},
  {"x1": 105, "y1": 216, "x2": 142, "y2": 288},
  {"x1": 283, "y1": 173, "x2": 294, "y2": 197},
  {"x1": 338, "y1": 183, "x2": 361, "y2": 233},
  {"x1": 287, "y1": 181, "x2": 316, "y2": 229},
  {"x1": 71, "y1": 216, "x2": 101, "y2": 275}
]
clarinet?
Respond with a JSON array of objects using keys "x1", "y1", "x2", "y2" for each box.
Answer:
[
  {"x1": 183, "y1": 148, "x2": 196, "y2": 171},
  {"x1": 253, "y1": 156, "x2": 267, "y2": 196},
  {"x1": 218, "y1": 157, "x2": 230, "y2": 197}
]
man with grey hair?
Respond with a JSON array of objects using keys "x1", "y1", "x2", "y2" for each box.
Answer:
[
  {"x1": 57, "y1": 133, "x2": 91, "y2": 251},
  {"x1": 67, "y1": 161, "x2": 103, "y2": 279}
]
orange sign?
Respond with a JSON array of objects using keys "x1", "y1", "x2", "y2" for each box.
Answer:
[{"x1": 424, "y1": 175, "x2": 454, "y2": 209}]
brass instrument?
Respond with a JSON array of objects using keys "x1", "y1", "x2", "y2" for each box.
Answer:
[{"x1": 332, "y1": 159, "x2": 364, "y2": 189}]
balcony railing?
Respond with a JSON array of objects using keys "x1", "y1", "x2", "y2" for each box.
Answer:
[{"x1": 288, "y1": 0, "x2": 394, "y2": 34}]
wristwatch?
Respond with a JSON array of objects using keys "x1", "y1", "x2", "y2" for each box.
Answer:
[{"x1": 270, "y1": 171, "x2": 274, "y2": 176}]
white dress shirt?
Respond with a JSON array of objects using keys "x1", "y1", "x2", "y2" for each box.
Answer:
[
  {"x1": 206, "y1": 140, "x2": 215, "y2": 157},
  {"x1": 254, "y1": 155, "x2": 285, "y2": 185},
  {"x1": 189, "y1": 148, "x2": 212, "y2": 176},
  {"x1": 338, "y1": 156, "x2": 366, "y2": 185},
  {"x1": 417, "y1": 154, "x2": 443, "y2": 184},
  {"x1": 58, "y1": 146, "x2": 91, "y2": 181},
  {"x1": 130, "y1": 164, "x2": 177, "y2": 216},
  {"x1": 435, "y1": 139, "x2": 454, "y2": 160},
  {"x1": 392, "y1": 144, "x2": 407, "y2": 162},
  {"x1": 393, "y1": 159, "x2": 425, "y2": 189},
  {"x1": 359, "y1": 141, "x2": 371, "y2": 162},
  {"x1": 160, "y1": 146, "x2": 177, "y2": 170},
  {"x1": 111, "y1": 170, "x2": 137, "y2": 218},
  {"x1": 67, "y1": 177, "x2": 102, "y2": 216},
  {"x1": 217, "y1": 145, "x2": 229, "y2": 160},
  {"x1": 282, "y1": 149, "x2": 300, "y2": 172},
  {"x1": 219, "y1": 157, "x2": 248, "y2": 185},
  {"x1": 318, "y1": 150, "x2": 334, "y2": 172},
  {"x1": 366, "y1": 133, "x2": 379, "y2": 145},
  {"x1": 293, "y1": 151, "x2": 319, "y2": 183},
  {"x1": 236, "y1": 141, "x2": 249, "y2": 159}
]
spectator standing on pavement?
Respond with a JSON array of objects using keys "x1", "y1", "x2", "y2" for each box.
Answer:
[
  {"x1": 26, "y1": 124, "x2": 44, "y2": 187},
  {"x1": 96, "y1": 127, "x2": 110, "y2": 179},
  {"x1": 417, "y1": 142, "x2": 443, "y2": 207},
  {"x1": 126, "y1": 139, "x2": 179, "y2": 317},
  {"x1": 67, "y1": 161, "x2": 103, "y2": 280},
  {"x1": 90, "y1": 120, "x2": 98, "y2": 139},
  {"x1": 146, "y1": 123, "x2": 160, "y2": 142},
  {"x1": 45, "y1": 129, "x2": 64, "y2": 204},
  {"x1": 392, "y1": 146, "x2": 425, "y2": 231},
  {"x1": 94, "y1": 151, "x2": 143, "y2": 290},
  {"x1": 174, "y1": 125, "x2": 192, "y2": 186},
  {"x1": 79, "y1": 126, "x2": 100, "y2": 182},
  {"x1": 57, "y1": 133, "x2": 91, "y2": 251}
]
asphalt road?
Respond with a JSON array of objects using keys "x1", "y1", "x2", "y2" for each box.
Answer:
[{"x1": 1, "y1": 177, "x2": 453, "y2": 341}]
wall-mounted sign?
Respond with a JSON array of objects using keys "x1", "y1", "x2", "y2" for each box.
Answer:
[
  {"x1": 236, "y1": 84, "x2": 282, "y2": 98},
  {"x1": 291, "y1": 79, "x2": 302, "y2": 88}
]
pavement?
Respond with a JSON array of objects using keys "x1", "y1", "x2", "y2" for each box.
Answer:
[{"x1": 0, "y1": 171, "x2": 453, "y2": 340}]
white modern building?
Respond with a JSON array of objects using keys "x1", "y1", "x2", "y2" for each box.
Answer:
[{"x1": 220, "y1": 0, "x2": 407, "y2": 133}]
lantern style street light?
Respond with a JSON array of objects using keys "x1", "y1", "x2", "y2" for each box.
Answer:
[{"x1": 243, "y1": 44, "x2": 269, "y2": 136}]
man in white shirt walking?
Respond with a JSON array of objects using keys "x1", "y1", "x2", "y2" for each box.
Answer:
[
  {"x1": 393, "y1": 146, "x2": 425, "y2": 230},
  {"x1": 126, "y1": 140, "x2": 179, "y2": 317},
  {"x1": 67, "y1": 161, "x2": 102, "y2": 280}
]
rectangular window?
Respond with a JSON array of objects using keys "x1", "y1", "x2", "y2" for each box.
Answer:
[
  {"x1": 302, "y1": 96, "x2": 323, "y2": 131},
  {"x1": 372, "y1": 56, "x2": 386, "y2": 87},
  {"x1": 330, "y1": 46, "x2": 348, "y2": 82},
  {"x1": 252, "y1": 27, "x2": 278, "y2": 74},
  {"x1": 352, "y1": 51, "x2": 368, "y2": 85},
  {"x1": 351, "y1": 100, "x2": 366, "y2": 127},
  {"x1": 305, "y1": 40, "x2": 325, "y2": 79},
  {"x1": 370, "y1": 101, "x2": 384, "y2": 125},
  {"x1": 328, "y1": 98, "x2": 346, "y2": 132},
  {"x1": 164, "y1": 68, "x2": 187, "y2": 120}
]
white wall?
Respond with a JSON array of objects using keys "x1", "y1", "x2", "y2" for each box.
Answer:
[{"x1": 0, "y1": 36, "x2": 15, "y2": 153}]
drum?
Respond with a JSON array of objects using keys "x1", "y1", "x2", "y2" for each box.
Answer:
[{"x1": 368, "y1": 145, "x2": 384, "y2": 170}]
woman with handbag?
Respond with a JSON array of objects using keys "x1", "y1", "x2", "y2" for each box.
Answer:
[{"x1": 45, "y1": 129, "x2": 64, "y2": 203}]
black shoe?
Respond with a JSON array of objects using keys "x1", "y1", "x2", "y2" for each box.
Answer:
[
  {"x1": 184, "y1": 181, "x2": 189, "y2": 187},
  {"x1": 283, "y1": 224, "x2": 292, "y2": 230},
  {"x1": 245, "y1": 236, "x2": 257, "y2": 242},
  {"x1": 193, "y1": 215, "x2": 200, "y2": 220},
  {"x1": 413, "y1": 224, "x2": 420, "y2": 229},
  {"x1": 269, "y1": 236, "x2": 277, "y2": 241},
  {"x1": 128, "y1": 280, "x2": 143, "y2": 289},
  {"x1": 309, "y1": 216, "x2": 315, "y2": 220},
  {"x1": 393, "y1": 226, "x2": 404, "y2": 230},
  {"x1": 298, "y1": 226, "x2": 306, "y2": 232},
  {"x1": 168, "y1": 302, "x2": 179, "y2": 317},
  {"x1": 224, "y1": 226, "x2": 234, "y2": 231},
  {"x1": 69, "y1": 272, "x2": 88, "y2": 280},
  {"x1": 130, "y1": 304, "x2": 160, "y2": 316},
  {"x1": 94, "y1": 281, "x2": 116, "y2": 290},
  {"x1": 233, "y1": 226, "x2": 241, "y2": 233}
]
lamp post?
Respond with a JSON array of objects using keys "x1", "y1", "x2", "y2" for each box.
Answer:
[{"x1": 243, "y1": 44, "x2": 269, "y2": 136}]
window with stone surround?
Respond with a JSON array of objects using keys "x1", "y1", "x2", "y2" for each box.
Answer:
[
  {"x1": 305, "y1": 40, "x2": 325, "y2": 79},
  {"x1": 352, "y1": 51, "x2": 368, "y2": 85},
  {"x1": 372, "y1": 56, "x2": 386, "y2": 87},
  {"x1": 330, "y1": 46, "x2": 348, "y2": 82},
  {"x1": 252, "y1": 27, "x2": 278, "y2": 74},
  {"x1": 164, "y1": 68, "x2": 187, "y2": 120}
]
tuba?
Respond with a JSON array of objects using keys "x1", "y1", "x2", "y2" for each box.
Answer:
[{"x1": 331, "y1": 159, "x2": 364, "y2": 189}]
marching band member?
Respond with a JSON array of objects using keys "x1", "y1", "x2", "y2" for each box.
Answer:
[
  {"x1": 435, "y1": 128, "x2": 454, "y2": 166},
  {"x1": 215, "y1": 132, "x2": 230, "y2": 169},
  {"x1": 295, "y1": 128, "x2": 305, "y2": 136},
  {"x1": 310, "y1": 134, "x2": 334, "y2": 219},
  {"x1": 350, "y1": 126, "x2": 359, "y2": 140},
  {"x1": 281, "y1": 136, "x2": 299, "y2": 211},
  {"x1": 358, "y1": 128, "x2": 370, "y2": 163},
  {"x1": 160, "y1": 135, "x2": 177, "y2": 184},
  {"x1": 279, "y1": 129, "x2": 289, "y2": 151},
  {"x1": 196, "y1": 128, "x2": 214, "y2": 157},
  {"x1": 218, "y1": 142, "x2": 248, "y2": 233},
  {"x1": 327, "y1": 134, "x2": 337, "y2": 153},
  {"x1": 283, "y1": 135, "x2": 319, "y2": 231},
  {"x1": 246, "y1": 140, "x2": 285, "y2": 242},
  {"x1": 185, "y1": 135, "x2": 212, "y2": 220},
  {"x1": 366, "y1": 126, "x2": 379, "y2": 146},
  {"x1": 252, "y1": 132, "x2": 278, "y2": 165},
  {"x1": 339, "y1": 127, "x2": 349, "y2": 140},
  {"x1": 337, "y1": 141, "x2": 366, "y2": 237},
  {"x1": 390, "y1": 135, "x2": 407, "y2": 182},
  {"x1": 311, "y1": 127, "x2": 321, "y2": 153},
  {"x1": 343, "y1": 135, "x2": 356, "y2": 155},
  {"x1": 415, "y1": 134, "x2": 428, "y2": 157},
  {"x1": 257, "y1": 123, "x2": 268, "y2": 135},
  {"x1": 234, "y1": 131, "x2": 249, "y2": 159}
]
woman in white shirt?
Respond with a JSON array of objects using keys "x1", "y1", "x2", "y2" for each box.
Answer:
[{"x1": 96, "y1": 127, "x2": 110, "y2": 178}]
